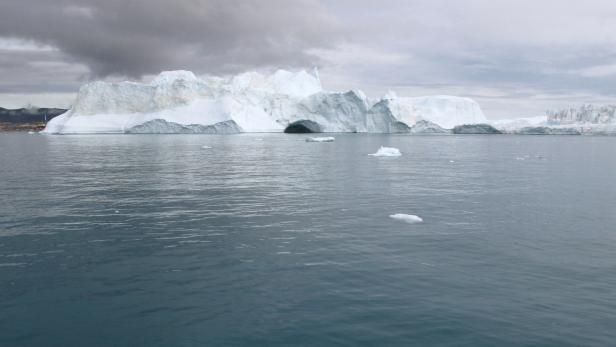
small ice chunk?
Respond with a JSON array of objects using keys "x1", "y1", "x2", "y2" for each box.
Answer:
[
  {"x1": 390, "y1": 214, "x2": 423, "y2": 224},
  {"x1": 449, "y1": 160, "x2": 455, "y2": 163},
  {"x1": 369, "y1": 146, "x2": 401, "y2": 157},
  {"x1": 202, "y1": 145, "x2": 212, "y2": 149},
  {"x1": 27, "y1": 131, "x2": 36, "y2": 134},
  {"x1": 115, "y1": 210, "x2": 120, "y2": 213},
  {"x1": 306, "y1": 137, "x2": 335, "y2": 142}
]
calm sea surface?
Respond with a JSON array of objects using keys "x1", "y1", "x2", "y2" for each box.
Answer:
[{"x1": 1, "y1": 133, "x2": 615, "y2": 346}]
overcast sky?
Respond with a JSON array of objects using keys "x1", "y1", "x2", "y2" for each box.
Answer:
[{"x1": 1, "y1": 0, "x2": 616, "y2": 118}]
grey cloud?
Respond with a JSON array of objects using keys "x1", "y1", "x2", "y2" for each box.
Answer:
[
  {"x1": 0, "y1": 48, "x2": 87, "y2": 93},
  {"x1": 0, "y1": 0, "x2": 342, "y2": 77}
]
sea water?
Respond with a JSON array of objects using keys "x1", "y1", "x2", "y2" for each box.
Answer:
[{"x1": 1, "y1": 133, "x2": 615, "y2": 346}]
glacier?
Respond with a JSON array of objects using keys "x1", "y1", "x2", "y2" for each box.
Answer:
[{"x1": 42, "y1": 69, "x2": 489, "y2": 134}]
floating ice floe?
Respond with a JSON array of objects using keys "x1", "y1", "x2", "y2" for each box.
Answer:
[
  {"x1": 27, "y1": 131, "x2": 36, "y2": 134},
  {"x1": 306, "y1": 136, "x2": 335, "y2": 142},
  {"x1": 390, "y1": 214, "x2": 423, "y2": 224},
  {"x1": 369, "y1": 146, "x2": 401, "y2": 157},
  {"x1": 201, "y1": 145, "x2": 212, "y2": 149}
]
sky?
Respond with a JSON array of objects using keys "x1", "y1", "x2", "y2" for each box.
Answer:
[{"x1": 1, "y1": 0, "x2": 616, "y2": 119}]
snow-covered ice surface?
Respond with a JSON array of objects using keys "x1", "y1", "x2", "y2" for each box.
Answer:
[
  {"x1": 43, "y1": 69, "x2": 489, "y2": 134},
  {"x1": 305, "y1": 137, "x2": 335, "y2": 142},
  {"x1": 390, "y1": 214, "x2": 423, "y2": 224},
  {"x1": 369, "y1": 146, "x2": 402, "y2": 157}
]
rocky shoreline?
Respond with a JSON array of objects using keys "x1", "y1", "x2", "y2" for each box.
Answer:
[{"x1": 0, "y1": 107, "x2": 66, "y2": 132}]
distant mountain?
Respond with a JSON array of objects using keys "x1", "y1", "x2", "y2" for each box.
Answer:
[{"x1": 0, "y1": 107, "x2": 67, "y2": 124}]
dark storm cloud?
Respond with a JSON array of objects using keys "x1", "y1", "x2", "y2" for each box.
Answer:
[
  {"x1": 0, "y1": 47, "x2": 87, "y2": 93},
  {"x1": 0, "y1": 0, "x2": 342, "y2": 77}
]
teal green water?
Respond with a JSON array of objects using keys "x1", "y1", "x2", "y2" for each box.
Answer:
[{"x1": 1, "y1": 133, "x2": 615, "y2": 346}]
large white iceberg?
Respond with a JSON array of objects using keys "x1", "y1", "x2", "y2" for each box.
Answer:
[{"x1": 43, "y1": 69, "x2": 488, "y2": 134}]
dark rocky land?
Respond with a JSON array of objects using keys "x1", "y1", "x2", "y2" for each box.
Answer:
[{"x1": 0, "y1": 107, "x2": 67, "y2": 131}]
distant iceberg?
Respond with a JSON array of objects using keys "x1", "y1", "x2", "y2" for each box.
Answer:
[
  {"x1": 369, "y1": 146, "x2": 402, "y2": 157},
  {"x1": 305, "y1": 136, "x2": 335, "y2": 142},
  {"x1": 42, "y1": 69, "x2": 488, "y2": 134},
  {"x1": 547, "y1": 105, "x2": 616, "y2": 125},
  {"x1": 489, "y1": 106, "x2": 616, "y2": 135}
]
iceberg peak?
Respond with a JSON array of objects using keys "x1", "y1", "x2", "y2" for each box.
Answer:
[
  {"x1": 151, "y1": 70, "x2": 199, "y2": 85},
  {"x1": 382, "y1": 90, "x2": 398, "y2": 100}
]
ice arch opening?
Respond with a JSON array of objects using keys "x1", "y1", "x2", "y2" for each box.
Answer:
[{"x1": 284, "y1": 120, "x2": 322, "y2": 133}]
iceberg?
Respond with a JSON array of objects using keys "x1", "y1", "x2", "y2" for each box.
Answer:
[
  {"x1": 390, "y1": 214, "x2": 423, "y2": 224},
  {"x1": 305, "y1": 137, "x2": 335, "y2": 142},
  {"x1": 369, "y1": 146, "x2": 402, "y2": 157},
  {"x1": 545, "y1": 105, "x2": 616, "y2": 135},
  {"x1": 489, "y1": 106, "x2": 616, "y2": 135},
  {"x1": 547, "y1": 105, "x2": 616, "y2": 125},
  {"x1": 43, "y1": 69, "x2": 488, "y2": 134}
]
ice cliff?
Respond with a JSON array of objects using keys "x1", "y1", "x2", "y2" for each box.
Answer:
[{"x1": 43, "y1": 69, "x2": 488, "y2": 134}]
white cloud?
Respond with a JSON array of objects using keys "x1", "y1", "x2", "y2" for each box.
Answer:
[
  {"x1": 575, "y1": 64, "x2": 616, "y2": 77},
  {"x1": 0, "y1": 38, "x2": 55, "y2": 51}
]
